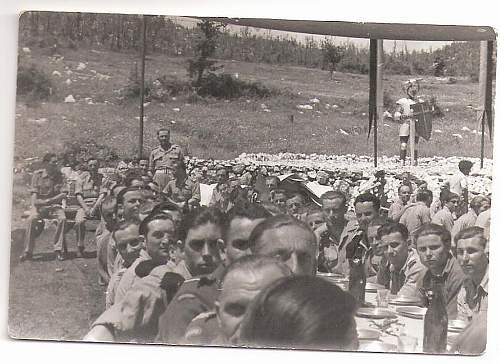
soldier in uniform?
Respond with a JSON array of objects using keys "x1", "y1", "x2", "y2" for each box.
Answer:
[
  {"x1": 73, "y1": 158, "x2": 105, "y2": 257},
  {"x1": 20, "y1": 153, "x2": 69, "y2": 262},
  {"x1": 183, "y1": 255, "x2": 292, "y2": 345},
  {"x1": 149, "y1": 128, "x2": 184, "y2": 192},
  {"x1": 376, "y1": 222, "x2": 426, "y2": 296},
  {"x1": 394, "y1": 81, "x2": 419, "y2": 166},
  {"x1": 155, "y1": 207, "x2": 226, "y2": 344},
  {"x1": 163, "y1": 162, "x2": 201, "y2": 212}
]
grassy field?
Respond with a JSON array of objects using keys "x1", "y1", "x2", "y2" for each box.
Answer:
[{"x1": 13, "y1": 46, "x2": 494, "y2": 163}]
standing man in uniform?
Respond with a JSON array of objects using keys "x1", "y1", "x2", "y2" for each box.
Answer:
[
  {"x1": 394, "y1": 83, "x2": 419, "y2": 166},
  {"x1": 149, "y1": 128, "x2": 184, "y2": 192},
  {"x1": 20, "y1": 153, "x2": 69, "y2": 262}
]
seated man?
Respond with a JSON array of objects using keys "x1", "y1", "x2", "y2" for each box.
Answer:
[
  {"x1": 105, "y1": 220, "x2": 144, "y2": 308},
  {"x1": 74, "y1": 157, "x2": 105, "y2": 257},
  {"x1": 285, "y1": 193, "x2": 305, "y2": 220},
  {"x1": 248, "y1": 214, "x2": 317, "y2": 277},
  {"x1": 431, "y1": 191, "x2": 459, "y2": 234},
  {"x1": 400, "y1": 189, "x2": 432, "y2": 244},
  {"x1": 163, "y1": 162, "x2": 200, "y2": 212},
  {"x1": 451, "y1": 195, "x2": 490, "y2": 249},
  {"x1": 184, "y1": 255, "x2": 292, "y2": 345},
  {"x1": 415, "y1": 223, "x2": 466, "y2": 319},
  {"x1": 388, "y1": 184, "x2": 413, "y2": 222},
  {"x1": 376, "y1": 222, "x2": 426, "y2": 296},
  {"x1": 20, "y1": 153, "x2": 69, "y2": 262},
  {"x1": 455, "y1": 226, "x2": 488, "y2": 322},
  {"x1": 86, "y1": 213, "x2": 185, "y2": 342}
]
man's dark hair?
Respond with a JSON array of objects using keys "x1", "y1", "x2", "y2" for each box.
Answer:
[
  {"x1": 354, "y1": 193, "x2": 380, "y2": 211},
  {"x1": 224, "y1": 202, "x2": 271, "y2": 240},
  {"x1": 377, "y1": 222, "x2": 409, "y2": 241},
  {"x1": 320, "y1": 190, "x2": 347, "y2": 206},
  {"x1": 416, "y1": 189, "x2": 433, "y2": 203},
  {"x1": 178, "y1": 207, "x2": 226, "y2": 243},
  {"x1": 116, "y1": 186, "x2": 144, "y2": 205},
  {"x1": 458, "y1": 160, "x2": 473, "y2": 174},
  {"x1": 42, "y1": 152, "x2": 57, "y2": 163},
  {"x1": 454, "y1": 226, "x2": 487, "y2": 248},
  {"x1": 414, "y1": 223, "x2": 452, "y2": 250},
  {"x1": 139, "y1": 213, "x2": 175, "y2": 237},
  {"x1": 157, "y1": 128, "x2": 170, "y2": 136},
  {"x1": 398, "y1": 183, "x2": 413, "y2": 194},
  {"x1": 239, "y1": 275, "x2": 358, "y2": 350}
]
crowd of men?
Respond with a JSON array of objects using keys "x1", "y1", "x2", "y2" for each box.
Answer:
[{"x1": 17, "y1": 128, "x2": 490, "y2": 353}]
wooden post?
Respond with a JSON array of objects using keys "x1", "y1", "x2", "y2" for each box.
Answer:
[
  {"x1": 479, "y1": 40, "x2": 493, "y2": 169},
  {"x1": 369, "y1": 39, "x2": 378, "y2": 167},
  {"x1": 409, "y1": 118, "x2": 416, "y2": 165},
  {"x1": 138, "y1": 15, "x2": 147, "y2": 158},
  {"x1": 376, "y1": 39, "x2": 384, "y2": 168}
]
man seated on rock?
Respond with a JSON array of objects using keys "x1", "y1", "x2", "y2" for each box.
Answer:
[
  {"x1": 183, "y1": 255, "x2": 292, "y2": 345},
  {"x1": 376, "y1": 222, "x2": 426, "y2": 296},
  {"x1": 455, "y1": 226, "x2": 488, "y2": 323},
  {"x1": 415, "y1": 223, "x2": 466, "y2": 319},
  {"x1": 388, "y1": 184, "x2": 413, "y2": 222},
  {"x1": 431, "y1": 190, "x2": 459, "y2": 234}
]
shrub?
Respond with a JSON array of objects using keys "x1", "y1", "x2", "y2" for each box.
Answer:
[
  {"x1": 61, "y1": 139, "x2": 120, "y2": 164},
  {"x1": 196, "y1": 73, "x2": 275, "y2": 99},
  {"x1": 16, "y1": 64, "x2": 54, "y2": 100}
]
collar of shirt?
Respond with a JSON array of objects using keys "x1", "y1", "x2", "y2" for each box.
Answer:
[
  {"x1": 423, "y1": 253, "x2": 456, "y2": 285},
  {"x1": 399, "y1": 248, "x2": 418, "y2": 273}
]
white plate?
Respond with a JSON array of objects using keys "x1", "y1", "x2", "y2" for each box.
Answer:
[
  {"x1": 356, "y1": 307, "x2": 397, "y2": 319},
  {"x1": 365, "y1": 282, "x2": 386, "y2": 293},
  {"x1": 396, "y1": 306, "x2": 427, "y2": 319},
  {"x1": 448, "y1": 320, "x2": 468, "y2": 333},
  {"x1": 358, "y1": 329, "x2": 381, "y2": 340},
  {"x1": 389, "y1": 296, "x2": 422, "y2": 306}
]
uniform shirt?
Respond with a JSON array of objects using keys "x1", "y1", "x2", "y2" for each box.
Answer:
[
  {"x1": 334, "y1": 219, "x2": 360, "y2": 275},
  {"x1": 457, "y1": 267, "x2": 488, "y2": 322},
  {"x1": 376, "y1": 248, "x2": 426, "y2": 297},
  {"x1": 475, "y1": 209, "x2": 490, "y2": 229},
  {"x1": 92, "y1": 263, "x2": 184, "y2": 343},
  {"x1": 163, "y1": 177, "x2": 201, "y2": 203},
  {"x1": 209, "y1": 184, "x2": 233, "y2": 212},
  {"x1": 396, "y1": 98, "x2": 416, "y2": 136},
  {"x1": 183, "y1": 311, "x2": 226, "y2": 345},
  {"x1": 400, "y1": 202, "x2": 431, "y2": 239},
  {"x1": 416, "y1": 254, "x2": 466, "y2": 319},
  {"x1": 75, "y1": 171, "x2": 103, "y2": 200},
  {"x1": 156, "y1": 264, "x2": 225, "y2": 344},
  {"x1": 448, "y1": 171, "x2": 468, "y2": 196},
  {"x1": 432, "y1": 205, "x2": 454, "y2": 234},
  {"x1": 30, "y1": 169, "x2": 63, "y2": 200},
  {"x1": 113, "y1": 250, "x2": 152, "y2": 306},
  {"x1": 451, "y1": 209, "x2": 478, "y2": 245},
  {"x1": 149, "y1": 144, "x2": 184, "y2": 172},
  {"x1": 388, "y1": 198, "x2": 408, "y2": 222}
]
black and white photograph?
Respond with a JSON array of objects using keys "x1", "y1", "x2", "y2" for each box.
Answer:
[{"x1": 2, "y1": 1, "x2": 498, "y2": 361}]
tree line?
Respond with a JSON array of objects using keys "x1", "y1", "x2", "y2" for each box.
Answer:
[{"x1": 19, "y1": 12, "x2": 495, "y2": 80}]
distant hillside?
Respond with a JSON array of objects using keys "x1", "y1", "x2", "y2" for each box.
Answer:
[{"x1": 19, "y1": 12, "x2": 495, "y2": 80}]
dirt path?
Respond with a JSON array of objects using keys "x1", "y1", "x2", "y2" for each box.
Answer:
[{"x1": 8, "y1": 224, "x2": 106, "y2": 341}]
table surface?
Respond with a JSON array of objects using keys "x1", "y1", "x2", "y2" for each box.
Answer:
[{"x1": 355, "y1": 291, "x2": 461, "y2": 353}]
